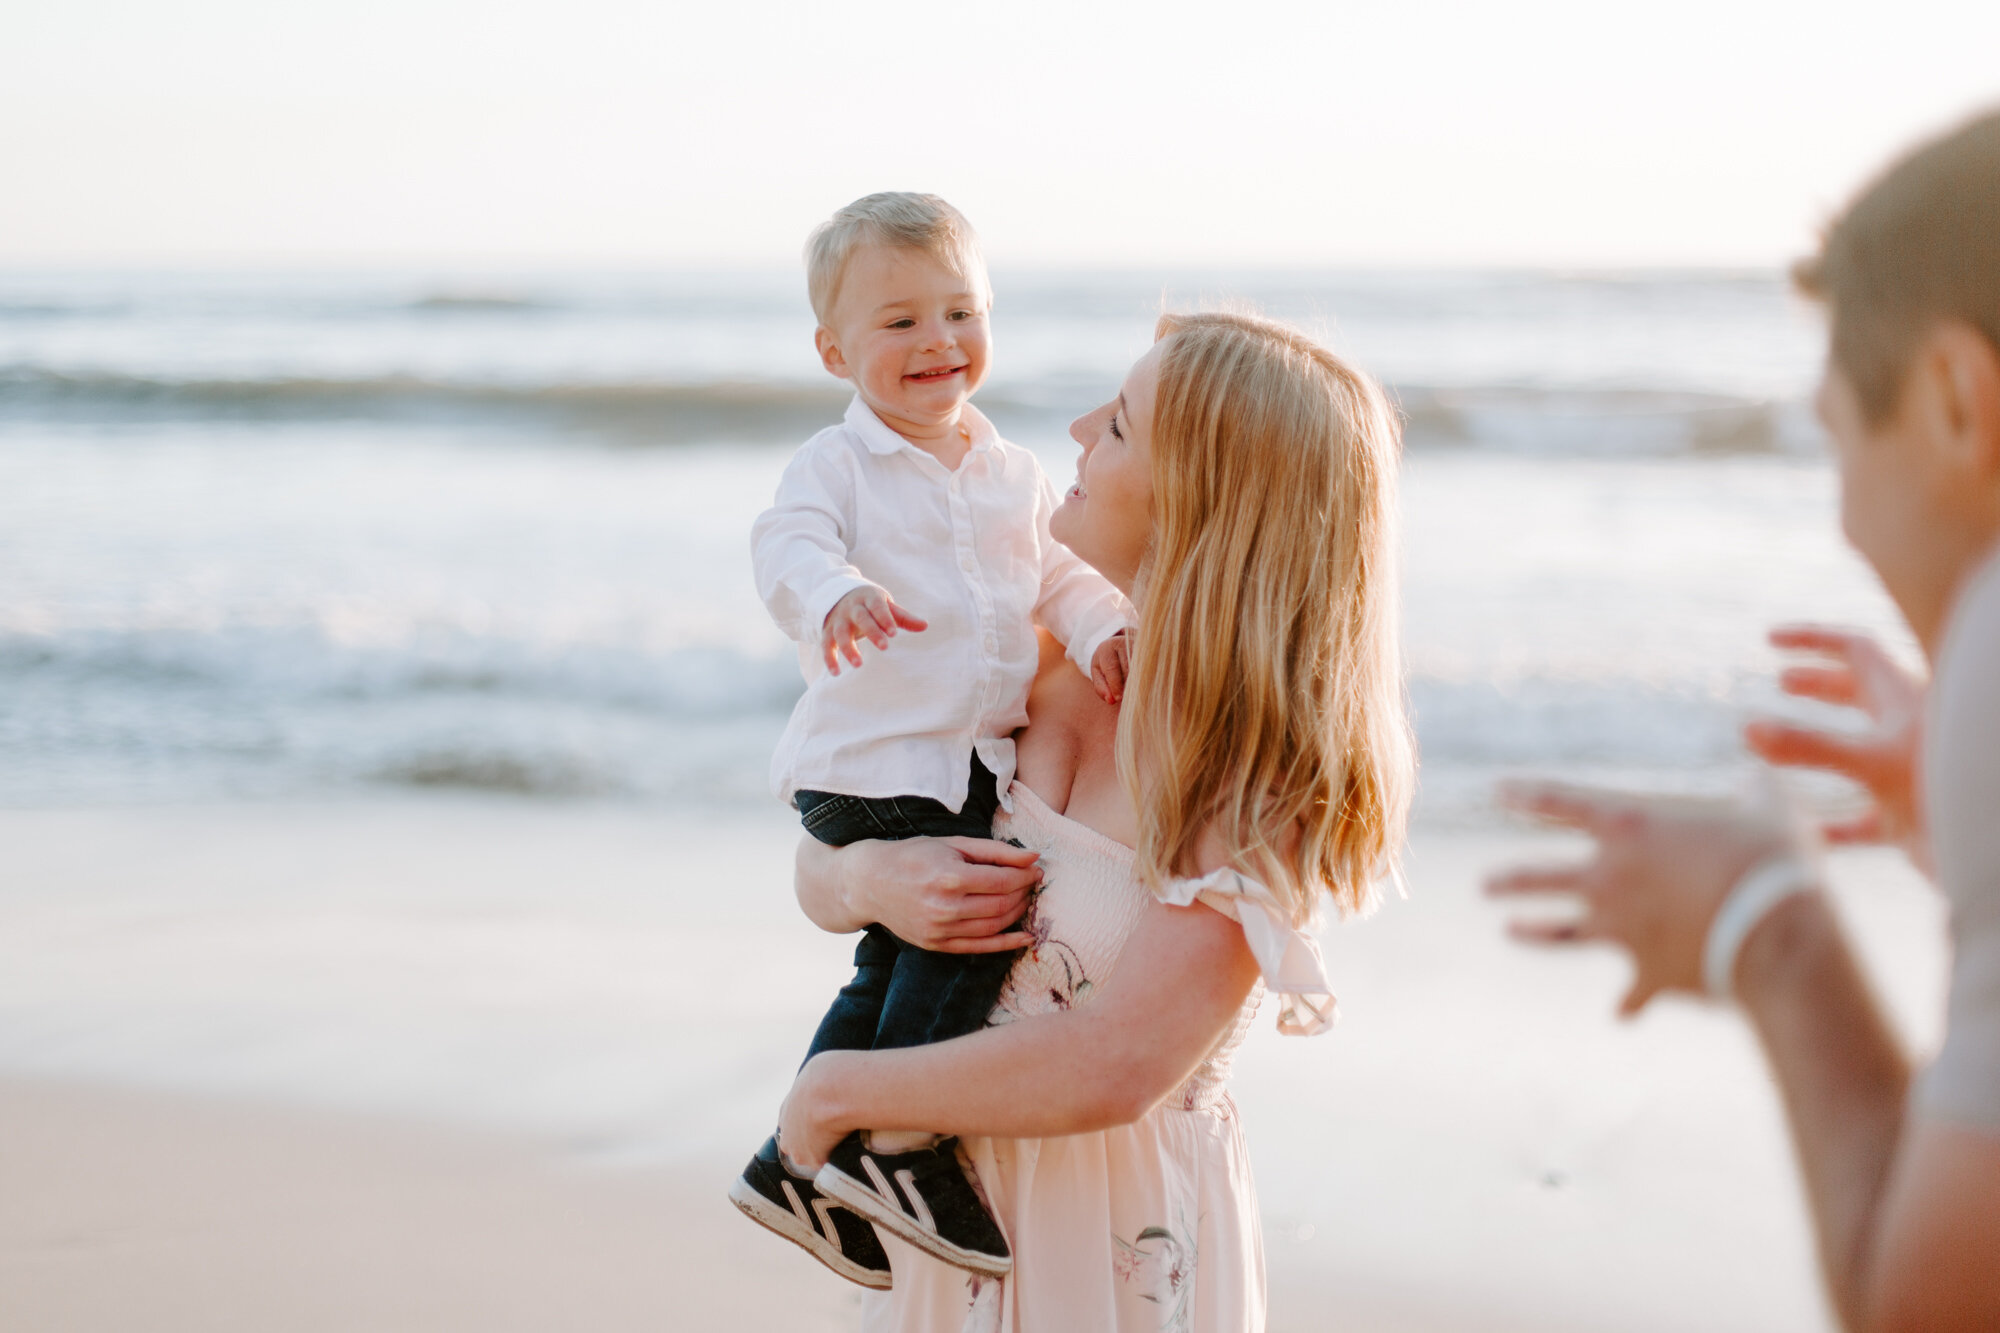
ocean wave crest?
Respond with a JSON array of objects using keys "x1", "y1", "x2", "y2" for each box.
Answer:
[
  {"x1": 0, "y1": 628, "x2": 803, "y2": 719},
  {"x1": 0, "y1": 368, "x2": 856, "y2": 444},
  {"x1": 0, "y1": 365, "x2": 1818, "y2": 456}
]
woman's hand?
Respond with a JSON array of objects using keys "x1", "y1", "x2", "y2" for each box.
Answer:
[
  {"x1": 776, "y1": 1051, "x2": 859, "y2": 1175},
  {"x1": 797, "y1": 835, "x2": 1040, "y2": 952},
  {"x1": 1743, "y1": 624, "x2": 1928, "y2": 867}
]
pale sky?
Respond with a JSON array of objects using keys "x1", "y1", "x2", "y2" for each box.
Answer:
[{"x1": 4, "y1": 0, "x2": 1997, "y2": 268}]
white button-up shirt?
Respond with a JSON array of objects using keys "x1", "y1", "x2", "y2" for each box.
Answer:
[{"x1": 753, "y1": 396, "x2": 1131, "y2": 813}]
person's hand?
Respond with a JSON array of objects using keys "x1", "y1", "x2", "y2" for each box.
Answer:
[
  {"x1": 821, "y1": 586, "x2": 927, "y2": 676},
  {"x1": 841, "y1": 836, "x2": 1041, "y2": 953},
  {"x1": 1090, "y1": 630, "x2": 1130, "y2": 704},
  {"x1": 776, "y1": 1050, "x2": 859, "y2": 1175},
  {"x1": 1485, "y1": 780, "x2": 1805, "y2": 1015},
  {"x1": 1743, "y1": 624, "x2": 1927, "y2": 865}
]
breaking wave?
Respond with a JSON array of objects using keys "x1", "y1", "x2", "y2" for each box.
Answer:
[{"x1": 0, "y1": 366, "x2": 1818, "y2": 456}]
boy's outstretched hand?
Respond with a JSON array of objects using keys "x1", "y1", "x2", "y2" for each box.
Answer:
[
  {"x1": 821, "y1": 585, "x2": 926, "y2": 675},
  {"x1": 1091, "y1": 630, "x2": 1131, "y2": 704}
]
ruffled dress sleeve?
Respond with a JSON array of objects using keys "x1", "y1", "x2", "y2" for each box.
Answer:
[{"x1": 1155, "y1": 868, "x2": 1336, "y2": 1036}]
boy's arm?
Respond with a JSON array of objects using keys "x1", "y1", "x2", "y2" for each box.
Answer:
[
  {"x1": 1029, "y1": 471, "x2": 1132, "y2": 678},
  {"x1": 751, "y1": 443, "x2": 879, "y2": 643}
]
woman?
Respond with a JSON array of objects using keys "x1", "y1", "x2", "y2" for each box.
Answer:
[{"x1": 778, "y1": 312, "x2": 1413, "y2": 1331}]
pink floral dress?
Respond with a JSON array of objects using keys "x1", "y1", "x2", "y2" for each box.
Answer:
[{"x1": 860, "y1": 781, "x2": 1337, "y2": 1333}]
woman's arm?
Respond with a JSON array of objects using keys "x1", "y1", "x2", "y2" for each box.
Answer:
[
  {"x1": 793, "y1": 833, "x2": 1042, "y2": 951},
  {"x1": 778, "y1": 896, "x2": 1261, "y2": 1169}
]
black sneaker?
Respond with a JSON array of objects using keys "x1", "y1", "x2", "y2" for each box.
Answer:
[
  {"x1": 728, "y1": 1134, "x2": 893, "y2": 1290},
  {"x1": 814, "y1": 1133, "x2": 1011, "y2": 1277}
]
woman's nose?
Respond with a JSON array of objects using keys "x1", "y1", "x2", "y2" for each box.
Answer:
[{"x1": 1069, "y1": 413, "x2": 1093, "y2": 447}]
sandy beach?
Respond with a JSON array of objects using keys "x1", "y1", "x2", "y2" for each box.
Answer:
[
  {"x1": 0, "y1": 799, "x2": 1947, "y2": 1332},
  {"x1": 0, "y1": 1078, "x2": 865, "y2": 1333}
]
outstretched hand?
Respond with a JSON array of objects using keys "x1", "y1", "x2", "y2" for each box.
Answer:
[
  {"x1": 1485, "y1": 779, "x2": 1805, "y2": 1015},
  {"x1": 1744, "y1": 624, "x2": 1926, "y2": 866},
  {"x1": 821, "y1": 585, "x2": 927, "y2": 675}
]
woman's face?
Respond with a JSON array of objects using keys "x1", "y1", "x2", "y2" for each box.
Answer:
[{"x1": 1052, "y1": 346, "x2": 1159, "y2": 598}]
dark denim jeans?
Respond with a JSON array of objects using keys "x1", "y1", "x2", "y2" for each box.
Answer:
[{"x1": 796, "y1": 755, "x2": 1023, "y2": 1060}]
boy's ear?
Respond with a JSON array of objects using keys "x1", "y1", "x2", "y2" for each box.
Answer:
[{"x1": 815, "y1": 326, "x2": 852, "y2": 381}]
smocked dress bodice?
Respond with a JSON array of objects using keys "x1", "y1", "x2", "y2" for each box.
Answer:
[
  {"x1": 990, "y1": 783, "x2": 1265, "y2": 1111},
  {"x1": 862, "y1": 780, "x2": 1339, "y2": 1333}
]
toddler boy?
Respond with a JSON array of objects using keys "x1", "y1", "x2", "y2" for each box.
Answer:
[{"x1": 728, "y1": 193, "x2": 1130, "y2": 1286}]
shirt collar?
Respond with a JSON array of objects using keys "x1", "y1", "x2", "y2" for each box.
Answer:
[{"x1": 844, "y1": 394, "x2": 998, "y2": 458}]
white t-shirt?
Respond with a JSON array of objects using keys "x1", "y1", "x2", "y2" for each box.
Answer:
[
  {"x1": 751, "y1": 396, "x2": 1130, "y2": 814},
  {"x1": 1919, "y1": 541, "x2": 2000, "y2": 1130}
]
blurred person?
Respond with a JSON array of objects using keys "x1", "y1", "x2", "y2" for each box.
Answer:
[
  {"x1": 776, "y1": 312, "x2": 1413, "y2": 1331},
  {"x1": 734, "y1": 192, "x2": 1133, "y2": 1285},
  {"x1": 1488, "y1": 109, "x2": 2000, "y2": 1331}
]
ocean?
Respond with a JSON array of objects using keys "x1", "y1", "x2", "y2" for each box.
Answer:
[{"x1": 0, "y1": 267, "x2": 1906, "y2": 820}]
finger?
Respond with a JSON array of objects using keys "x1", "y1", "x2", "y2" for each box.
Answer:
[
  {"x1": 1616, "y1": 978, "x2": 1660, "y2": 1020},
  {"x1": 930, "y1": 930, "x2": 1034, "y2": 955},
  {"x1": 1743, "y1": 720, "x2": 1869, "y2": 777},
  {"x1": 1092, "y1": 663, "x2": 1117, "y2": 704},
  {"x1": 942, "y1": 837, "x2": 1044, "y2": 868},
  {"x1": 945, "y1": 886, "x2": 1034, "y2": 920},
  {"x1": 1483, "y1": 863, "x2": 1591, "y2": 897},
  {"x1": 945, "y1": 867, "x2": 1043, "y2": 899},
  {"x1": 1822, "y1": 809, "x2": 1885, "y2": 845},
  {"x1": 776, "y1": 1145, "x2": 822, "y2": 1174},
  {"x1": 865, "y1": 601, "x2": 899, "y2": 639},
  {"x1": 822, "y1": 635, "x2": 840, "y2": 676},
  {"x1": 889, "y1": 604, "x2": 929, "y2": 633},
  {"x1": 1506, "y1": 917, "x2": 1589, "y2": 946},
  {"x1": 1495, "y1": 779, "x2": 1620, "y2": 832},
  {"x1": 1776, "y1": 664, "x2": 1859, "y2": 707},
  {"x1": 1769, "y1": 623, "x2": 1866, "y2": 657},
  {"x1": 951, "y1": 917, "x2": 1033, "y2": 944},
  {"x1": 842, "y1": 634, "x2": 864, "y2": 668}
]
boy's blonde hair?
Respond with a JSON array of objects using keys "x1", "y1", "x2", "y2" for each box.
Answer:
[
  {"x1": 805, "y1": 192, "x2": 987, "y2": 326},
  {"x1": 1119, "y1": 312, "x2": 1414, "y2": 927}
]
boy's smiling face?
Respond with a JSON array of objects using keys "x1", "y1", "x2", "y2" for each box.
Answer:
[{"x1": 815, "y1": 243, "x2": 991, "y2": 445}]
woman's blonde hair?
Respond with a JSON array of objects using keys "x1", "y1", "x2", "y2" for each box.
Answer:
[{"x1": 1119, "y1": 311, "x2": 1413, "y2": 926}]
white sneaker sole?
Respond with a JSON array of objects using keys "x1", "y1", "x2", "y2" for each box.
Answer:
[
  {"x1": 727, "y1": 1175, "x2": 894, "y2": 1290},
  {"x1": 815, "y1": 1162, "x2": 1012, "y2": 1278}
]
